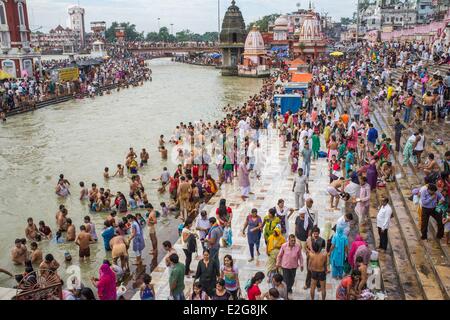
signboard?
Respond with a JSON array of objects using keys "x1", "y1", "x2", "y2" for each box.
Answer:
[
  {"x1": 2, "y1": 60, "x2": 16, "y2": 78},
  {"x1": 58, "y1": 67, "x2": 79, "y2": 82},
  {"x1": 22, "y1": 59, "x2": 33, "y2": 77}
]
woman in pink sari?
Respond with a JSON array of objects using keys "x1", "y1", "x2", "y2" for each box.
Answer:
[
  {"x1": 91, "y1": 261, "x2": 117, "y2": 300},
  {"x1": 348, "y1": 235, "x2": 366, "y2": 269},
  {"x1": 347, "y1": 126, "x2": 359, "y2": 151},
  {"x1": 361, "y1": 96, "x2": 370, "y2": 120}
]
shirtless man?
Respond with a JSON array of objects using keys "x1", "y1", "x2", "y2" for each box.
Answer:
[
  {"x1": 66, "y1": 218, "x2": 76, "y2": 241},
  {"x1": 30, "y1": 242, "x2": 43, "y2": 265},
  {"x1": 140, "y1": 148, "x2": 149, "y2": 167},
  {"x1": 158, "y1": 135, "x2": 165, "y2": 151},
  {"x1": 75, "y1": 226, "x2": 94, "y2": 262},
  {"x1": 89, "y1": 183, "x2": 98, "y2": 203},
  {"x1": 11, "y1": 239, "x2": 27, "y2": 265},
  {"x1": 79, "y1": 181, "x2": 88, "y2": 200},
  {"x1": 107, "y1": 211, "x2": 118, "y2": 227},
  {"x1": 103, "y1": 167, "x2": 110, "y2": 179},
  {"x1": 380, "y1": 162, "x2": 396, "y2": 182},
  {"x1": 110, "y1": 235, "x2": 129, "y2": 272},
  {"x1": 129, "y1": 176, "x2": 140, "y2": 197},
  {"x1": 308, "y1": 242, "x2": 328, "y2": 300},
  {"x1": 147, "y1": 205, "x2": 158, "y2": 255},
  {"x1": 160, "y1": 146, "x2": 168, "y2": 160},
  {"x1": 327, "y1": 177, "x2": 345, "y2": 210},
  {"x1": 56, "y1": 207, "x2": 68, "y2": 232},
  {"x1": 39, "y1": 254, "x2": 60, "y2": 279},
  {"x1": 355, "y1": 256, "x2": 368, "y2": 293},
  {"x1": 419, "y1": 153, "x2": 440, "y2": 176},
  {"x1": 127, "y1": 147, "x2": 137, "y2": 159},
  {"x1": 25, "y1": 218, "x2": 39, "y2": 241},
  {"x1": 112, "y1": 164, "x2": 125, "y2": 177},
  {"x1": 177, "y1": 176, "x2": 192, "y2": 221}
]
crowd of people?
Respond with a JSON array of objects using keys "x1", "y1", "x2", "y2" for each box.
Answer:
[
  {"x1": 0, "y1": 50, "x2": 152, "y2": 122},
  {"x1": 3, "y1": 34, "x2": 450, "y2": 301}
]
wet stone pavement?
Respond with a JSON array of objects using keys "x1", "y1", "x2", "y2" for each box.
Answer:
[{"x1": 132, "y1": 128, "x2": 349, "y2": 300}]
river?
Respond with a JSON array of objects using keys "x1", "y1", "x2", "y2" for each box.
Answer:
[{"x1": 0, "y1": 58, "x2": 262, "y2": 289}]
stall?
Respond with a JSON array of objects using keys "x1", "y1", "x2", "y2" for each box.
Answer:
[{"x1": 274, "y1": 94, "x2": 303, "y2": 114}]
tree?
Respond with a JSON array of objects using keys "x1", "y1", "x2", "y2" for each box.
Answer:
[
  {"x1": 175, "y1": 29, "x2": 193, "y2": 42},
  {"x1": 105, "y1": 22, "x2": 144, "y2": 42},
  {"x1": 158, "y1": 27, "x2": 171, "y2": 42},
  {"x1": 248, "y1": 14, "x2": 281, "y2": 32},
  {"x1": 105, "y1": 22, "x2": 119, "y2": 43},
  {"x1": 146, "y1": 32, "x2": 160, "y2": 42},
  {"x1": 201, "y1": 32, "x2": 219, "y2": 42}
]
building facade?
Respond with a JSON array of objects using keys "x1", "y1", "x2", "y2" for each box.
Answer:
[
  {"x1": 294, "y1": 9, "x2": 327, "y2": 63},
  {"x1": 238, "y1": 26, "x2": 270, "y2": 77},
  {"x1": 31, "y1": 25, "x2": 78, "y2": 53},
  {"x1": 0, "y1": 0, "x2": 40, "y2": 78},
  {"x1": 68, "y1": 5, "x2": 86, "y2": 49}
]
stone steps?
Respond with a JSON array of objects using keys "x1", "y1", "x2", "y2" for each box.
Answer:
[
  {"x1": 334, "y1": 102, "x2": 406, "y2": 298},
  {"x1": 353, "y1": 77, "x2": 449, "y2": 254},
  {"x1": 370, "y1": 100, "x2": 450, "y2": 264},
  {"x1": 367, "y1": 195, "x2": 423, "y2": 299},
  {"x1": 341, "y1": 96, "x2": 450, "y2": 299},
  {"x1": 368, "y1": 102, "x2": 450, "y2": 299}
]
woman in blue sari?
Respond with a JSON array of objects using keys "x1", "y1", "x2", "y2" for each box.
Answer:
[
  {"x1": 329, "y1": 225, "x2": 349, "y2": 279},
  {"x1": 127, "y1": 214, "x2": 145, "y2": 267},
  {"x1": 345, "y1": 148, "x2": 355, "y2": 178}
]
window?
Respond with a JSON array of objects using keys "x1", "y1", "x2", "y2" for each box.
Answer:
[
  {"x1": 372, "y1": 19, "x2": 376, "y2": 24},
  {"x1": 0, "y1": 3, "x2": 6, "y2": 25},
  {"x1": 0, "y1": 31, "x2": 10, "y2": 47},
  {"x1": 18, "y1": 3, "x2": 25, "y2": 26},
  {"x1": 232, "y1": 33, "x2": 237, "y2": 43}
]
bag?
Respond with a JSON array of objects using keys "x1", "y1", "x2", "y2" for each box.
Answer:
[
  {"x1": 187, "y1": 234, "x2": 197, "y2": 253},
  {"x1": 244, "y1": 279, "x2": 252, "y2": 292},
  {"x1": 318, "y1": 151, "x2": 327, "y2": 158},
  {"x1": 343, "y1": 259, "x2": 352, "y2": 274}
]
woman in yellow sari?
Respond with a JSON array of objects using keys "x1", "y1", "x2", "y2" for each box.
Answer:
[{"x1": 266, "y1": 228, "x2": 285, "y2": 283}]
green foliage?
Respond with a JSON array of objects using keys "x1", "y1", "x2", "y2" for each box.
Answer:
[
  {"x1": 105, "y1": 22, "x2": 218, "y2": 43},
  {"x1": 248, "y1": 14, "x2": 281, "y2": 32},
  {"x1": 105, "y1": 22, "x2": 144, "y2": 42}
]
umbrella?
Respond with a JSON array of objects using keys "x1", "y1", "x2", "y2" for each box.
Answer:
[
  {"x1": 0, "y1": 69, "x2": 14, "y2": 80},
  {"x1": 330, "y1": 51, "x2": 344, "y2": 57}
]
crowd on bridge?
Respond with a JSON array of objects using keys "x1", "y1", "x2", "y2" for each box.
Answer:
[{"x1": 3, "y1": 33, "x2": 450, "y2": 301}]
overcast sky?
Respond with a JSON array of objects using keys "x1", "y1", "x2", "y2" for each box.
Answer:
[{"x1": 27, "y1": 0, "x2": 358, "y2": 34}]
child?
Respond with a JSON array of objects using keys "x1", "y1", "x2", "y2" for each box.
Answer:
[
  {"x1": 129, "y1": 159, "x2": 138, "y2": 175},
  {"x1": 140, "y1": 274, "x2": 155, "y2": 300},
  {"x1": 160, "y1": 202, "x2": 169, "y2": 218},
  {"x1": 135, "y1": 213, "x2": 146, "y2": 227},
  {"x1": 358, "y1": 139, "x2": 366, "y2": 165},
  {"x1": 104, "y1": 167, "x2": 110, "y2": 179}
]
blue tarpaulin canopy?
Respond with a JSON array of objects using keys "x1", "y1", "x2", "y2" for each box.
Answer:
[
  {"x1": 274, "y1": 94, "x2": 303, "y2": 114},
  {"x1": 209, "y1": 53, "x2": 222, "y2": 59},
  {"x1": 271, "y1": 45, "x2": 289, "y2": 52}
]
